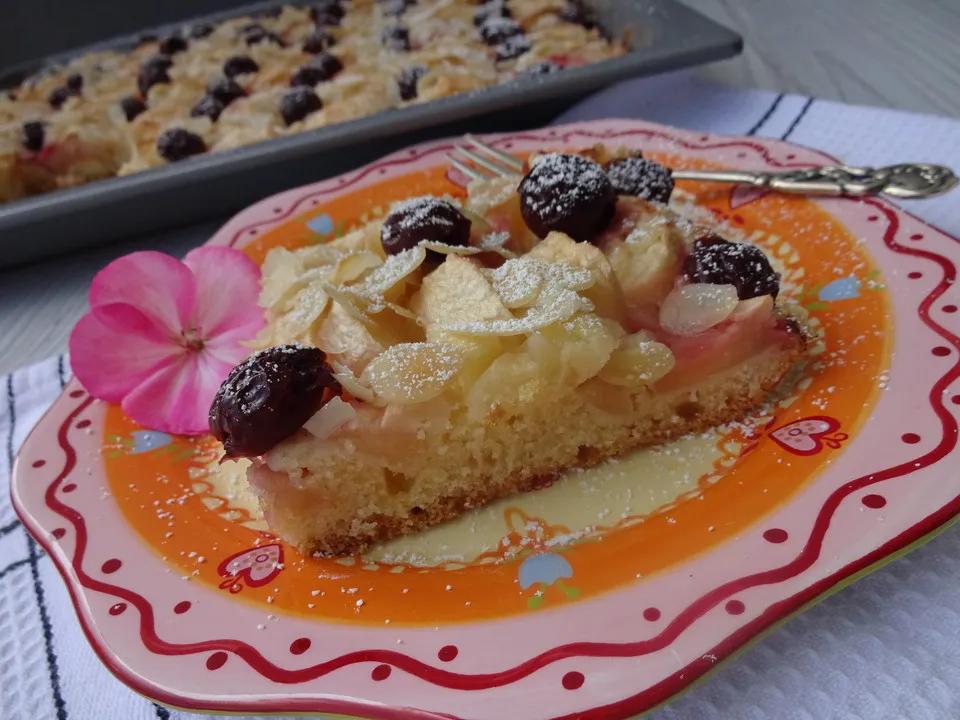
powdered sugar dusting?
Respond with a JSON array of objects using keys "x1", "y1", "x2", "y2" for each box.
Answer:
[
  {"x1": 442, "y1": 259, "x2": 594, "y2": 335},
  {"x1": 361, "y1": 341, "x2": 462, "y2": 404}
]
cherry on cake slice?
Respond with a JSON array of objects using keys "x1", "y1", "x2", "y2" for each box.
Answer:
[{"x1": 209, "y1": 150, "x2": 807, "y2": 556}]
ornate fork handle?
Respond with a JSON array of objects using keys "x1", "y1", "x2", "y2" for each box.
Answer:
[{"x1": 671, "y1": 163, "x2": 958, "y2": 199}]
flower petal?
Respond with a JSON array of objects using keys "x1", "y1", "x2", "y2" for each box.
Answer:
[
  {"x1": 69, "y1": 311, "x2": 180, "y2": 403},
  {"x1": 121, "y1": 350, "x2": 234, "y2": 435},
  {"x1": 89, "y1": 251, "x2": 196, "y2": 336},
  {"x1": 91, "y1": 302, "x2": 174, "y2": 344},
  {"x1": 183, "y1": 247, "x2": 264, "y2": 338}
]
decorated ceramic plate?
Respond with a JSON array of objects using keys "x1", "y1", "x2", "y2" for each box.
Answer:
[{"x1": 12, "y1": 119, "x2": 960, "y2": 719}]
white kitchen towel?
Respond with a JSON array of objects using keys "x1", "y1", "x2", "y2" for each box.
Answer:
[{"x1": 3, "y1": 71, "x2": 960, "y2": 720}]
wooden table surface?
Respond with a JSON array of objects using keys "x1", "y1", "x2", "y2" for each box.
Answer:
[{"x1": 1, "y1": 0, "x2": 958, "y2": 375}]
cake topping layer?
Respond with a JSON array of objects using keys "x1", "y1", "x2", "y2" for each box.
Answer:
[{"x1": 211, "y1": 148, "x2": 802, "y2": 464}]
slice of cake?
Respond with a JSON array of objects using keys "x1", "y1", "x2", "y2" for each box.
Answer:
[{"x1": 209, "y1": 149, "x2": 807, "y2": 556}]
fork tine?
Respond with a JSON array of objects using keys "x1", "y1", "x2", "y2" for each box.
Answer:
[
  {"x1": 454, "y1": 147, "x2": 514, "y2": 177},
  {"x1": 465, "y1": 133, "x2": 524, "y2": 173},
  {"x1": 448, "y1": 155, "x2": 487, "y2": 181}
]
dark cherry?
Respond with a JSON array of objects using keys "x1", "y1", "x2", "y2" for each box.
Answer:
[
  {"x1": 207, "y1": 76, "x2": 245, "y2": 104},
  {"x1": 519, "y1": 153, "x2": 616, "y2": 242},
  {"x1": 223, "y1": 55, "x2": 259, "y2": 77},
  {"x1": 190, "y1": 95, "x2": 225, "y2": 121},
  {"x1": 382, "y1": 25, "x2": 411, "y2": 51},
  {"x1": 158, "y1": 34, "x2": 188, "y2": 55},
  {"x1": 48, "y1": 85, "x2": 77, "y2": 109},
  {"x1": 156, "y1": 128, "x2": 207, "y2": 162},
  {"x1": 119, "y1": 95, "x2": 147, "y2": 121},
  {"x1": 381, "y1": 196, "x2": 471, "y2": 255},
  {"x1": 209, "y1": 345, "x2": 341, "y2": 458},
  {"x1": 66, "y1": 73, "x2": 83, "y2": 90},
  {"x1": 310, "y1": 0, "x2": 345, "y2": 22},
  {"x1": 605, "y1": 156, "x2": 674, "y2": 203},
  {"x1": 190, "y1": 22, "x2": 215, "y2": 39},
  {"x1": 137, "y1": 55, "x2": 173, "y2": 96},
  {"x1": 560, "y1": 0, "x2": 597, "y2": 29},
  {"x1": 495, "y1": 35, "x2": 530, "y2": 61},
  {"x1": 302, "y1": 29, "x2": 335, "y2": 53},
  {"x1": 479, "y1": 17, "x2": 523, "y2": 44},
  {"x1": 290, "y1": 53, "x2": 343, "y2": 86},
  {"x1": 243, "y1": 23, "x2": 285, "y2": 46},
  {"x1": 524, "y1": 60, "x2": 562, "y2": 75},
  {"x1": 21, "y1": 121, "x2": 45, "y2": 152},
  {"x1": 312, "y1": 10, "x2": 342, "y2": 26},
  {"x1": 683, "y1": 235, "x2": 780, "y2": 300},
  {"x1": 474, "y1": 1, "x2": 510, "y2": 26},
  {"x1": 279, "y1": 87, "x2": 323, "y2": 125},
  {"x1": 397, "y1": 65, "x2": 426, "y2": 100}
]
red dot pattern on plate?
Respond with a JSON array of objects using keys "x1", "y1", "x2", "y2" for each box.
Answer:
[
  {"x1": 952, "y1": 394, "x2": 960, "y2": 405},
  {"x1": 52, "y1": 528, "x2": 65, "y2": 539},
  {"x1": 31, "y1": 459, "x2": 46, "y2": 468},
  {"x1": 944, "y1": 305, "x2": 958, "y2": 314},
  {"x1": 725, "y1": 600, "x2": 745, "y2": 615},
  {"x1": 173, "y1": 601, "x2": 191, "y2": 614},
  {"x1": 933, "y1": 346, "x2": 951, "y2": 357},
  {"x1": 290, "y1": 637, "x2": 311, "y2": 655},
  {"x1": 206, "y1": 652, "x2": 228, "y2": 670},
  {"x1": 562, "y1": 671, "x2": 585, "y2": 690},
  {"x1": 371, "y1": 664, "x2": 391, "y2": 681},
  {"x1": 69, "y1": 390, "x2": 85, "y2": 398},
  {"x1": 867, "y1": 215, "x2": 879, "y2": 222},
  {"x1": 642, "y1": 607, "x2": 661, "y2": 622},
  {"x1": 763, "y1": 528, "x2": 788, "y2": 544},
  {"x1": 75, "y1": 419, "x2": 91, "y2": 429},
  {"x1": 902, "y1": 433, "x2": 921, "y2": 444},
  {"x1": 109, "y1": 603, "x2": 126, "y2": 616},
  {"x1": 62, "y1": 483, "x2": 76, "y2": 493},
  {"x1": 101, "y1": 559, "x2": 122, "y2": 574},
  {"x1": 910, "y1": 233, "x2": 923, "y2": 241},
  {"x1": 437, "y1": 645, "x2": 458, "y2": 662},
  {"x1": 862, "y1": 494, "x2": 887, "y2": 509},
  {"x1": 908, "y1": 271, "x2": 923, "y2": 279}
]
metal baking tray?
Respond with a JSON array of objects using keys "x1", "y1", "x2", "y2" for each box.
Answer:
[{"x1": 0, "y1": 0, "x2": 740, "y2": 268}]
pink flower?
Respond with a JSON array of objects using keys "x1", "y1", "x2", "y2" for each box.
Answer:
[{"x1": 69, "y1": 247, "x2": 264, "y2": 435}]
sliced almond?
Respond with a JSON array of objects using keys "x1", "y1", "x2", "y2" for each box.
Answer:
[
  {"x1": 418, "y1": 254, "x2": 512, "y2": 333},
  {"x1": 274, "y1": 282, "x2": 330, "y2": 340},
  {"x1": 439, "y1": 260, "x2": 593, "y2": 336},
  {"x1": 260, "y1": 247, "x2": 304, "y2": 309},
  {"x1": 330, "y1": 361, "x2": 378, "y2": 404},
  {"x1": 361, "y1": 341, "x2": 462, "y2": 404},
  {"x1": 313, "y1": 300, "x2": 383, "y2": 371},
  {"x1": 659, "y1": 283, "x2": 740, "y2": 337},
  {"x1": 303, "y1": 396, "x2": 357, "y2": 439},
  {"x1": 599, "y1": 331, "x2": 676, "y2": 386},
  {"x1": 355, "y1": 245, "x2": 427, "y2": 300},
  {"x1": 419, "y1": 240, "x2": 482, "y2": 256},
  {"x1": 490, "y1": 257, "x2": 545, "y2": 308},
  {"x1": 329, "y1": 251, "x2": 383, "y2": 285}
]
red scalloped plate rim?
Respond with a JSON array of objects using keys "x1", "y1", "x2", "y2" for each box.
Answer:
[{"x1": 11, "y1": 119, "x2": 960, "y2": 719}]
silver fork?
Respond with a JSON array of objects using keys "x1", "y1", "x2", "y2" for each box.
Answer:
[{"x1": 449, "y1": 134, "x2": 958, "y2": 200}]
